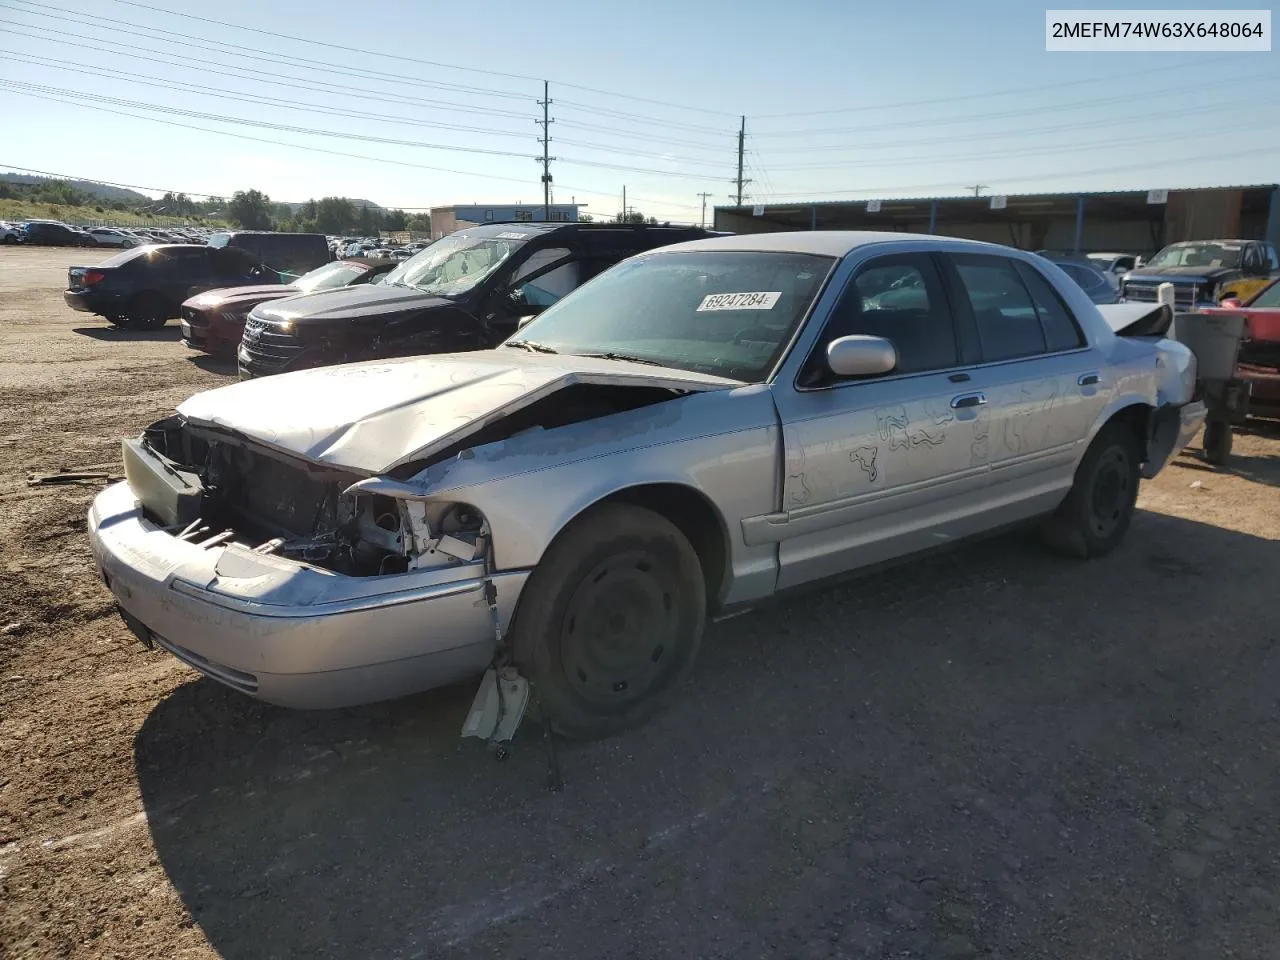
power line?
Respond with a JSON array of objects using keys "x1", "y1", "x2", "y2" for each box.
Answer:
[
  {"x1": 758, "y1": 120, "x2": 1256, "y2": 172},
  {"x1": 752, "y1": 94, "x2": 1274, "y2": 155},
  {"x1": 750, "y1": 144, "x2": 1280, "y2": 199},
  {"x1": 748, "y1": 71, "x2": 1280, "y2": 138},
  {"x1": 1, "y1": 50, "x2": 537, "y2": 140},
  {"x1": 0, "y1": 160, "x2": 707, "y2": 216},
  {"x1": 0, "y1": 22, "x2": 533, "y2": 120},
  {"x1": 3, "y1": 78, "x2": 730, "y2": 182},
  {"x1": 749, "y1": 54, "x2": 1239, "y2": 118},
  {"x1": 7, "y1": 0, "x2": 738, "y2": 117},
  {"x1": 0, "y1": 79, "x2": 541, "y2": 160},
  {"x1": 0, "y1": 2, "x2": 532, "y2": 101}
]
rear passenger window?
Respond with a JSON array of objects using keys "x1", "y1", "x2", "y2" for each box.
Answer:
[
  {"x1": 950, "y1": 256, "x2": 1047, "y2": 362},
  {"x1": 820, "y1": 255, "x2": 958, "y2": 374},
  {"x1": 1013, "y1": 262, "x2": 1086, "y2": 352}
]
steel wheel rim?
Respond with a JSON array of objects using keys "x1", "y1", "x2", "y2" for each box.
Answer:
[
  {"x1": 1089, "y1": 446, "x2": 1131, "y2": 539},
  {"x1": 559, "y1": 549, "x2": 679, "y2": 711}
]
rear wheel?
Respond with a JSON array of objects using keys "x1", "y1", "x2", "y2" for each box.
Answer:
[
  {"x1": 126, "y1": 293, "x2": 170, "y2": 330},
  {"x1": 510, "y1": 503, "x2": 706, "y2": 740},
  {"x1": 1043, "y1": 422, "x2": 1141, "y2": 559}
]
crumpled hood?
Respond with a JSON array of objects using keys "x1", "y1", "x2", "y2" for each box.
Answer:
[
  {"x1": 253, "y1": 284, "x2": 450, "y2": 326},
  {"x1": 184, "y1": 285, "x2": 298, "y2": 311},
  {"x1": 176, "y1": 350, "x2": 742, "y2": 474}
]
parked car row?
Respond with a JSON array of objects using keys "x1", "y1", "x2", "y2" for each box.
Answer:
[
  {"x1": 85, "y1": 227, "x2": 1210, "y2": 742},
  {"x1": 64, "y1": 231, "x2": 333, "y2": 329},
  {"x1": 1, "y1": 218, "x2": 218, "y2": 248}
]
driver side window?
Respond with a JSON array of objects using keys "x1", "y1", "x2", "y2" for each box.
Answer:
[{"x1": 812, "y1": 253, "x2": 959, "y2": 379}]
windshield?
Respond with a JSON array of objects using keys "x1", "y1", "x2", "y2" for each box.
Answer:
[
  {"x1": 1249, "y1": 279, "x2": 1280, "y2": 308},
  {"x1": 381, "y1": 234, "x2": 521, "y2": 296},
  {"x1": 506, "y1": 250, "x2": 836, "y2": 382},
  {"x1": 1145, "y1": 242, "x2": 1242, "y2": 269},
  {"x1": 294, "y1": 260, "x2": 371, "y2": 293}
]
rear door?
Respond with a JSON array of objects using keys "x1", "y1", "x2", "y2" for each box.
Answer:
[
  {"x1": 939, "y1": 252, "x2": 1106, "y2": 505},
  {"x1": 150, "y1": 248, "x2": 218, "y2": 302}
]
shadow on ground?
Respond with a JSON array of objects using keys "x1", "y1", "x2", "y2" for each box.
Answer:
[
  {"x1": 136, "y1": 512, "x2": 1280, "y2": 960},
  {"x1": 186, "y1": 354, "x2": 237, "y2": 376},
  {"x1": 73, "y1": 325, "x2": 182, "y2": 343}
]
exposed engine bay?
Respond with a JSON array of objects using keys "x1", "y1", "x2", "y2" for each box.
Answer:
[{"x1": 129, "y1": 383, "x2": 682, "y2": 576}]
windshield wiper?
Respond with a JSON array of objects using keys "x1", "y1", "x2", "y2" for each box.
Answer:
[
  {"x1": 577, "y1": 351, "x2": 666, "y2": 367},
  {"x1": 504, "y1": 340, "x2": 560, "y2": 354}
]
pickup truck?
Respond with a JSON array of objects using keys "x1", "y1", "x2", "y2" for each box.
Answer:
[{"x1": 1120, "y1": 239, "x2": 1278, "y2": 310}]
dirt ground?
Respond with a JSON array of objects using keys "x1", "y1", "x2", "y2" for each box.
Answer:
[{"x1": 2, "y1": 245, "x2": 1279, "y2": 960}]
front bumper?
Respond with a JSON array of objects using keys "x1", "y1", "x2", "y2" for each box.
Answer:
[
  {"x1": 87, "y1": 480, "x2": 528, "y2": 708},
  {"x1": 181, "y1": 307, "x2": 244, "y2": 357}
]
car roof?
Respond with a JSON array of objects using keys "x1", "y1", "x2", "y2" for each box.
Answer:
[
  {"x1": 658, "y1": 230, "x2": 1013, "y2": 258},
  {"x1": 452, "y1": 221, "x2": 710, "y2": 241}
]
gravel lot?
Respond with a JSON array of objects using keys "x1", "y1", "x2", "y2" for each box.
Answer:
[{"x1": 2, "y1": 245, "x2": 1279, "y2": 960}]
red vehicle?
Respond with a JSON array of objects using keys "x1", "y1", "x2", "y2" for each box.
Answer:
[
  {"x1": 180, "y1": 257, "x2": 396, "y2": 358},
  {"x1": 1201, "y1": 279, "x2": 1280, "y2": 419}
]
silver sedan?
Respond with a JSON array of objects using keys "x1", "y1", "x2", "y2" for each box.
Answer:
[{"x1": 88, "y1": 232, "x2": 1205, "y2": 739}]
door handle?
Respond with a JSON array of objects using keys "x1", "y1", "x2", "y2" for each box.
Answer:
[
  {"x1": 1078, "y1": 372, "x2": 1101, "y2": 387},
  {"x1": 950, "y1": 392, "x2": 987, "y2": 409}
]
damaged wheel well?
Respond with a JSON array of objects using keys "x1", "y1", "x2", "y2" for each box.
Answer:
[
  {"x1": 598, "y1": 483, "x2": 730, "y2": 613},
  {"x1": 1105, "y1": 403, "x2": 1152, "y2": 461}
]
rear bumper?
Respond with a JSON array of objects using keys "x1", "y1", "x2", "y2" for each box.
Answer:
[
  {"x1": 63, "y1": 289, "x2": 126, "y2": 316},
  {"x1": 87, "y1": 480, "x2": 528, "y2": 708},
  {"x1": 1144, "y1": 399, "x2": 1207, "y2": 478}
]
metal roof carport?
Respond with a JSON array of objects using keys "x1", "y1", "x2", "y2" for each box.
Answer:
[{"x1": 713, "y1": 185, "x2": 1280, "y2": 256}]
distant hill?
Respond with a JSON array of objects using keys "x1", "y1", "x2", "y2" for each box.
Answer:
[
  {"x1": 279, "y1": 198, "x2": 386, "y2": 213},
  {"x1": 0, "y1": 172, "x2": 150, "y2": 203}
]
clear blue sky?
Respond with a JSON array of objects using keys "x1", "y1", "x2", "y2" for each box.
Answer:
[{"x1": 2, "y1": 0, "x2": 1278, "y2": 222}]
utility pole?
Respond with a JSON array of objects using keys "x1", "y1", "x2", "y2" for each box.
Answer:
[
  {"x1": 622, "y1": 185, "x2": 626, "y2": 222},
  {"x1": 734, "y1": 115, "x2": 751, "y2": 207},
  {"x1": 537, "y1": 81, "x2": 555, "y2": 220},
  {"x1": 697, "y1": 191, "x2": 713, "y2": 229},
  {"x1": 967, "y1": 184, "x2": 988, "y2": 197}
]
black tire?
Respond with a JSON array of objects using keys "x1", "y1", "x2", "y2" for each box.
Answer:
[
  {"x1": 1044, "y1": 422, "x2": 1141, "y2": 559},
  {"x1": 1203, "y1": 419, "x2": 1232, "y2": 465},
  {"x1": 510, "y1": 502, "x2": 706, "y2": 741},
  {"x1": 126, "y1": 293, "x2": 170, "y2": 330}
]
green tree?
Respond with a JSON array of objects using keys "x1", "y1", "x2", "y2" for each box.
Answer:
[
  {"x1": 357, "y1": 203, "x2": 376, "y2": 235},
  {"x1": 228, "y1": 189, "x2": 274, "y2": 230},
  {"x1": 314, "y1": 197, "x2": 357, "y2": 233},
  {"x1": 383, "y1": 208, "x2": 407, "y2": 232},
  {"x1": 406, "y1": 212, "x2": 432, "y2": 233}
]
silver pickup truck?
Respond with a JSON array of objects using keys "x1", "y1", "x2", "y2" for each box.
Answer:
[{"x1": 88, "y1": 232, "x2": 1205, "y2": 740}]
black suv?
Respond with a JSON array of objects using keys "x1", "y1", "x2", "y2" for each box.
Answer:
[
  {"x1": 64, "y1": 244, "x2": 282, "y2": 329},
  {"x1": 23, "y1": 221, "x2": 95, "y2": 246},
  {"x1": 238, "y1": 222, "x2": 714, "y2": 378}
]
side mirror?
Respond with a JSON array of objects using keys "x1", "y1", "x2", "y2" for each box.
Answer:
[
  {"x1": 1219, "y1": 297, "x2": 1243, "y2": 309},
  {"x1": 826, "y1": 335, "x2": 897, "y2": 377}
]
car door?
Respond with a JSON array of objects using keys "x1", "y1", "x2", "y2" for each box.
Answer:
[
  {"x1": 770, "y1": 252, "x2": 989, "y2": 589},
  {"x1": 479, "y1": 245, "x2": 577, "y2": 340},
  {"x1": 148, "y1": 248, "x2": 216, "y2": 302},
  {"x1": 939, "y1": 252, "x2": 1107, "y2": 506}
]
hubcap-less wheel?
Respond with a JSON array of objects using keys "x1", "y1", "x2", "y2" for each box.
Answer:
[
  {"x1": 559, "y1": 550, "x2": 678, "y2": 710},
  {"x1": 1088, "y1": 446, "x2": 1132, "y2": 539}
]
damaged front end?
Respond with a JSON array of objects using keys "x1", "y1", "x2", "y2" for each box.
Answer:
[{"x1": 125, "y1": 415, "x2": 487, "y2": 577}]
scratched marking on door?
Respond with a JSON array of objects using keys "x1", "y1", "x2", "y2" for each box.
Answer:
[{"x1": 850, "y1": 445, "x2": 879, "y2": 482}]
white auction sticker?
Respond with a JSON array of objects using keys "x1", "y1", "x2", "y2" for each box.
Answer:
[
  {"x1": 696, "y1": 291, "x2": 782, "y2": 312},
  {"x1": 496, "y1": 232, "x2": 527, "y2": 240}
]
